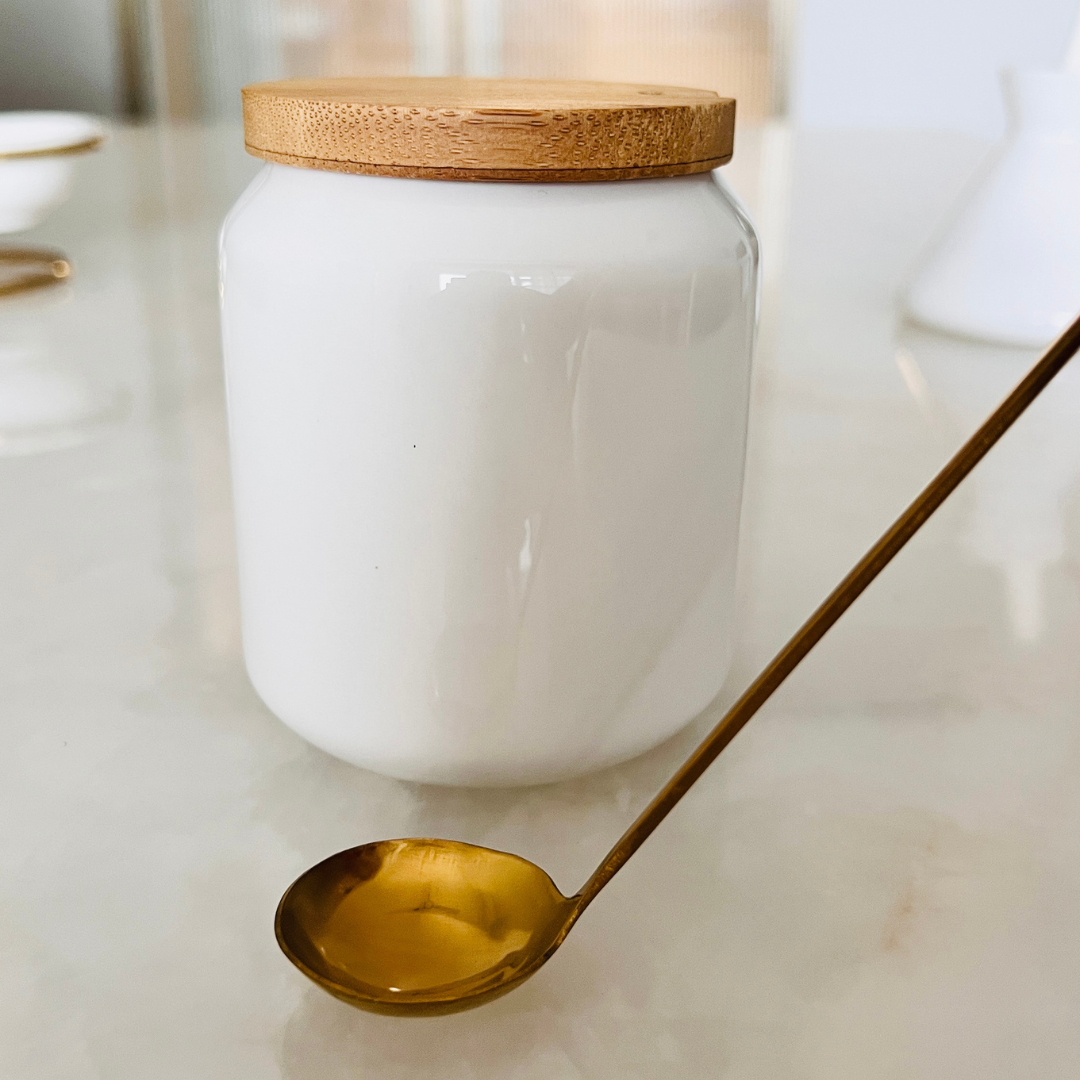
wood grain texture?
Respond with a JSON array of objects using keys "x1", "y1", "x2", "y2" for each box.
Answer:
[{"x1": 241, "y1": 78, "x2": 735, "y2": 182}]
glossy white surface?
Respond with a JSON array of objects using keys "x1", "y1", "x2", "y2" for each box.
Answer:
[
  {"x1": 0, "y1": 112, "x2": 105, "y2": 233},
  {"x1": 221, "y1": 166, "x2": 758, "y2": 784},
  {"x1": 2, "y1": 124, "x2": 1080, "y2": 1077}
]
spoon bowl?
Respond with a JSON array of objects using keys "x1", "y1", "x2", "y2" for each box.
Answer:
[{"x1": 275, "y1": 838, "x2": 579, "y2": 1015}]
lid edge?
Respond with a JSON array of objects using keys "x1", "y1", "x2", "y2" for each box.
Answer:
[{"x1": 245, "y1": 144, "x2": 731, "y2": 182}]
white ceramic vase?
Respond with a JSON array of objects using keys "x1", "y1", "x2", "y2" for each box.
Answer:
[{"x1": 905, "y1": 69, "x2": 1080, "y2": 347}]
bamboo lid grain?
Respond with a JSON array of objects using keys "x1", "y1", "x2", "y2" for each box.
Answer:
[{"x1": 241, "y1": 78, "x2": 735, "y2": 182}]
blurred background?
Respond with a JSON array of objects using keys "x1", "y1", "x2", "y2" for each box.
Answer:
[{"x1": 1, "y1": 0, "x2": 1077, "y2": 135}]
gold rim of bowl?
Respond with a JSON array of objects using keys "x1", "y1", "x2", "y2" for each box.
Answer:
[{"x1": 0, "y1": 136, "x2": 105, "y2": 161}]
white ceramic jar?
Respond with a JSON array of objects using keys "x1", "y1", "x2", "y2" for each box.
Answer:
[{"x1": 221, "y1": 79, "x2": 758, "y2": 785}]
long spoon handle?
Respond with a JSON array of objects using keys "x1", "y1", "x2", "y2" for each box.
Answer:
[{"x1": 576, "y1": 311, "x2": 1080, "y2": 910}]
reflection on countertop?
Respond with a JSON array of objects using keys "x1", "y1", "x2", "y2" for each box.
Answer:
[
  {"x1": 0, "y1": 293, "x2": 129, "y2": 456},
  {"x1": 897, "y1": 324, "x2": 1080, "y2": 644},
  {"x1": 0, "y1": 124, "x2": 1078, "y2": 1079}
]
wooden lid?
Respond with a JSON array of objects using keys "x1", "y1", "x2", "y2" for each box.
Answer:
[{"x1": 241, "y1": 78, "x2": 735, "y2": 182}]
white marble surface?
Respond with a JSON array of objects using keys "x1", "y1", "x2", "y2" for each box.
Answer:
[{"x1": 2, "y1": 123, "x2": 1079, "y2": 1078}]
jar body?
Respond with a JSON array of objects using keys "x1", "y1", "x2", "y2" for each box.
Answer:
[{"x1": 220, "y1": 166, "x2": 758, "y2": 786}]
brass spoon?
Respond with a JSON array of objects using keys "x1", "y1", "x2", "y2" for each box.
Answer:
[
  {"x1": 0, "y1": 247, "x2": 71, "y2": 298},
  {"x1": 277, "y1": 313, "x2": 1080, "y2": 1016}
]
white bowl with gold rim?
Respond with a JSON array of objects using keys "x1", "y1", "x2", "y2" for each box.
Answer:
[{"x1": 0, "y1": 112, "x2": 105, "y2": 234}]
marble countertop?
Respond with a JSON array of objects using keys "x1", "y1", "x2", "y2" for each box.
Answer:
[{"x1": 2, "y1": 123, "x2": 1078, "y2": 1078}]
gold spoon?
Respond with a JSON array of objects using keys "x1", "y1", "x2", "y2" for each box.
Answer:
[
  {"x1": 0, "y1": 247, "x2": 71, "y2": 299},
  {"x1": 277, "y1": 312, "x2": 1080, "y2": 1017}
]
